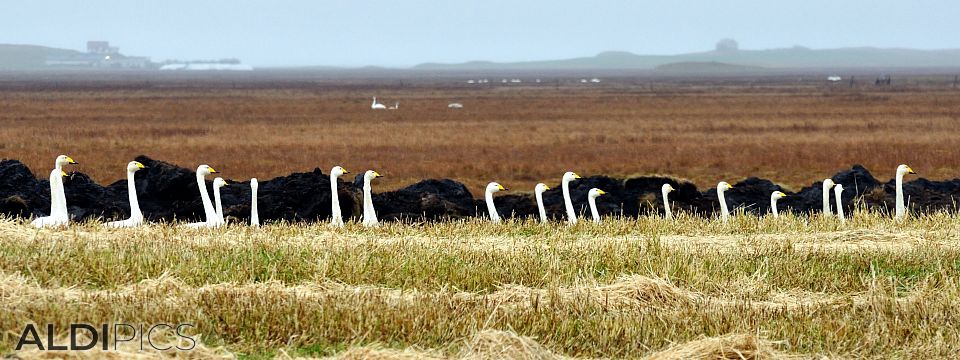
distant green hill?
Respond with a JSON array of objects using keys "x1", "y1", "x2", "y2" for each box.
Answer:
[
  {"x1": 415, "y1": 47, "x2": 960, "y2": 70},
  {"x1": 0, "y1": 44, "x2": 84, "y2": 70}
]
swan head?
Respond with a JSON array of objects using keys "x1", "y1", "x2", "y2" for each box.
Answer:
[
  {"x1": 486, "y1": 182, "x2": 507, "y2": 193},
  {"x1": 562, "y1": 172, "x2": 581, "y2": 182},
  {"x1": 772, "y1": 191, "x2": 786, "y2": 200},
  {"x1": 250, "y1": 178, "x2": 258, "y2": 190},
  {"x1": 331, "y1": 166, "x2": 349, "y2": 178},
  {"x1": 197, "y1": 165, "x2": 217, "y2": 176},
  {"x1": 662, "y1": 184, "x2": 675, "y2": 193},
  {"x1": 717, "y1": 181, "x2": 733, "y2": 192},
  {"x1": 588, "y1": 188, "x2": 606, "y2": 199},
  {"x1": 56, "y1": 155, "x2": 78, "y2": 167},
  {"x1": 823, "y1": 179, "x2": 835, "y2": 188},
  {"x1": 897, "y1": 164, "x2": 916, "y2": 176},
  {"x1": 834, "y1": 184, "x2": 844, "y2": 193},
  {"x1": 126, "y1": 161, "x2": 145, "y2": 173},
  {"x1": 364, "y1": 170, "x2": 382, "y2": 181},
  {"x1": 213, "y1": 177, "x2": 228, "y2": 189},
  {"x1": 535, "y1": 183, "x2": 550, "y2": 194}
]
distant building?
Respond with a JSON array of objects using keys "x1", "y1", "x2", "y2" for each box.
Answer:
[
  {"x1": 87, "y1": 41, "x2": 118, "y2": 54},
  {"x1": 45, "y1": 41, "x2": 151, "y2": 69}
]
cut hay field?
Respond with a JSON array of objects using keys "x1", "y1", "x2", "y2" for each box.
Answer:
[
  {"x1": 2, "y1": 212, "x2": 960, "y2": 358},
  {"x1": 1, "y1": 73, "x2": 960, "y2": 196}
]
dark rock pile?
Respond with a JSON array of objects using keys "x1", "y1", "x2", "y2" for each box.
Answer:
[{"x1": 1, "y1": 156, "x2": 958, "y2": 223}]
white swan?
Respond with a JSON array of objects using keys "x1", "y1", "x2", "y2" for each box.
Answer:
[
  {"x1": 371, "y1": 97, "x2": 387, "y2": 110},
  {"x1": 587, "y1": 188, "x2": 606, "y2": 224},
  {"x1": 834, "y1": 184, "x2": 845, "y2": 223},
  {"x1": 822, "y1": 179, "x2": 835, "y2": 216},
  {"x1": 534, "y1": 183, "x2": 550, "y2": 223},
  {"x1": 330, "y1": 166, "x2": 349, "y2": 227},
  {"x1": 562, "y1": 172, "x2": 581, "y2": 224},
  {"x1": 388, "y1": 102, "x2": 399, "y2": 110},
  {"x1": 106, "y1": 161, "x2": 146, "y2": 228},
  {"x1": 717, "y1": 181, "x2": 733, "y2": 223},
  {"x1": 184, "y1": 165, "x2": 218, "y2": 228},
  {"x1": 485, "y1": 182, "x2": 507, "y2": 223},
  {"x1": 213, "y1": 177, "x2": 227, "y2": 226},
  {"x1": 895, "y1": 164, "x2": 916, "y2": 220},
  {"x1": 31, "y1": 155, "x2": 77, "y2": 228},
  {"x1": 250, "y1": 178, "x2": 259, "y2": 227},
  {"x1": 362, "y1": 170, "x2": 382, "y2": 227},
  {"x1": 31, "y1": 170, "x2": 69, "y2": 228},
  {"x1": 770, "y1": 191, "x2": 786, "y2": 218},
  {"x1": 662, "y1": 184, "x2": 675, "y2": 219}
]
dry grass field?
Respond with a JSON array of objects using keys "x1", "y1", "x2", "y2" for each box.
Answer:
[
  {"x1": 1, "y1": 73, "x2": 959, "y2": 195},
  {"x1": 2, "y1": 212, "x2": 960, "y2": 358}
]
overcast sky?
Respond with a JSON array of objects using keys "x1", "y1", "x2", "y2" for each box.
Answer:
[{"x1": 2, "y1": 1, "x2": 957, "y2": 67}]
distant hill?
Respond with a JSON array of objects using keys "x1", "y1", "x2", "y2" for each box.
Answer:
[
  {"x1": 414, "y1": 47, "x2": 960, "y2": 70},
  {"x1": 0, "y1": 44, "x2": 84, "y2": 70},
  {"x1": 655, "y1": 61, "x2": 766, "y2": 73}
]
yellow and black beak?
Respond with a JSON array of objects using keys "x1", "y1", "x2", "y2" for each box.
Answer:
[
  {"x1": 497, "y1": 184, "x2": 507, "y2": 191},
  {"x1": 598, "y1": 189, "x2": 607, "y2": 195},
  {"x1": 373, "y1": 171, "x2": 382, "y2": 178},
  {"x1": 544, "y1": 185, "x2": 551, "y2": 190},
  {"x1": 209, "y1": 167, "x2": 218, "y2": 173},
  {"x1": 66, "y1": 157, "x2": 78, "y2": 165},
  {"x1": 135, "y1": 162, "x2": 146, "y2": 169},
  {"x1": 342, "y1": 169, "x2": 350, "y2": 174},
  {"x1": 574, "y1": 173, "x2": 582, "y2": 179},
  {"x1": 907, "y1": 167, "x2": 916, "y2": 174}
]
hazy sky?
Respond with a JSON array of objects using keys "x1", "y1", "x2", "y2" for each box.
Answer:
[{"x1": 2, "y1": 1, "x2": 957, "y2": 67}]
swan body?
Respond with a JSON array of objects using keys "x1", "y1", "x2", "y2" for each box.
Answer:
[
  {"x1": 485, "y1": 182, "x2": 507, "y2": 223},
  {"x1": 250, "y1": 178, "x2": 259, "y2": 227},
  {"x1": 31, "y1": 155, "x2": 77, "y2": 228},
  {"x1": 770, "y1": 191, "x2": 786, "y2": 218},
  {"x1": 895, "y1": 164, "x2": 916, "y2": 220},
  {"x1": 106, "y1": 161, "x2": 146, "y2": 228},
  {"x1": 362, "y1": 170, "x2": 382, "y2": 227},
  {"x1": 822, "y1": 179, "x2": 835, "y2": 216},
  {"x1": 184, "y1": 165, "x2": 218, "y2": 228},
  {"x1": 717, "y1": 181, "x2": 733, "y2": 223},
  {"x1": 330, "y1": 166, "x2": 349, "y2": 227},
  {"x1": 662, "y1": 184, "x2": 675, "y2": 219},
  {"x1": 834, "y1": 184, "x2": 845, "y2": 223},
  {"x1": 562, "y1": 172, "x2": 581, "y2": 224},
  {"x1": 587, "y1": 188, "x2": 606, "y2": 223},
  {"x1": 213, "y1": 177, "x2": 227, "y2": 226},
  {"x1": 534, "y1": 183, "x2": 549, "y2": 223},
  {"x1": 371, "y1": 97, "x2": 387, "y2": 110}
]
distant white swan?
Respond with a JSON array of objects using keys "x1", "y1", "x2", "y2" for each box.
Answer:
[
  {"x1": 371, "y1": 97, "x2": 387, "y2": 110},
  {"x1": 895, "y1": 164, "x2": 916, "y2": 220},
  {"x1": 330, "y1": 166, "x2": 349, "y2": 227},
  {"x1": 822, "y1": 179, "x2": 835, "y2": 216},
  {"x1": 31, "y1": 155, "x2": 77, "y2": 228},
  {"x1": 562, "y1": 172, "x2": 581, "y2": 224},
  {"x1": 388, "y1": 102, "x2": 399, "y2": 110},
  {"x1": 185, "y1": 165, "x2": 218, "y2": 228},
  {"x1": 834, "y1": 184, "x2": 845, "y2": 223},
  {"x1": 587, "y1": 188, "x2": 606, "y2": 223},
  {"x1": 362, "y1": 170, "x2": 382, "y2": 227},
  {"x1": 213, "y1": 177, "x2": 227, "y2": 226},
  {"x1": 770, "y1": 191, "x2": 786, "y2": 218},
  {"x1": 106, "y1": 161, "x2": 146, "y2": 228},
  {"x1": 485, "y1": 182, "x2": 507, "y2": 223},
  {"x1": 250, "y1": 178, "x2": 259, "y2": 227},
  {"x1": 717, "y1": 181, "x2": 733, "y2": 223},
  {"x1": 534, "y1": 183, "x2": 550, "y2": 223},
  {"x1": 661, "y1": 184, "x2": 675, "y2": 219}
]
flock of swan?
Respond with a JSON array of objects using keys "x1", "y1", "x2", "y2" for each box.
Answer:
[{"x1": 27, "y1": 155, "x2": 917, "y2": 229}]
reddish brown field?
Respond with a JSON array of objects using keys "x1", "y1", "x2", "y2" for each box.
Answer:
[{"x1": 2, "y1": 73, "x2": 959, "y2": 194}]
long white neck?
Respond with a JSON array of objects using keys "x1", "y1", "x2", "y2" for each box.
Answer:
[
  {"x1": 362, "y1": 177, "x2": 378, "y2": 227},
  {"x1": 535, "y1": 191, "x2": 547, "y2": 223},
  {"x1": 588, "y1": 196, "x2": 600, "y2": 223},
  {"x1": 330, "y1": 173, "x2": 343, "y2": 227},
  {"x1": 662, "y1": 189, "x2": 672, "y2": 219},
  {"x1": 771, "y1": 197, "x2": 779, "y2": 218},
  {"x1": 485, "y1": 189, "x2": 500, "y2": 224},
  {"x1": 822, "y1": 182, "x2": 832, "y2": 215},
  {"x1": 835, "y1": 188, "x2": 845, "y2": 223},
  {"x1": 48, "y1": 169, "x2": 66, "y2": 220},
  {"x1": 250, "y1": 185, "x2": 259, "y2": 226},
  {"x1": 562, "y1": 178, "x2": 577, "y2": 224},
  {"x1": 895, "y1": 172, "x2": 906, "y2": 220},
  {"x1": 214, "y1": 186, "x2": 224, "y2": 225},
  {"x1": 197, "y1": 173, "x2": 216, "y2": 223},
  {"x1": 127, "y1": 170, "x2": 142, "y2": 220},
  {"x1": 718, "y1": 189, "x2": 729, "y2": 222}
]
